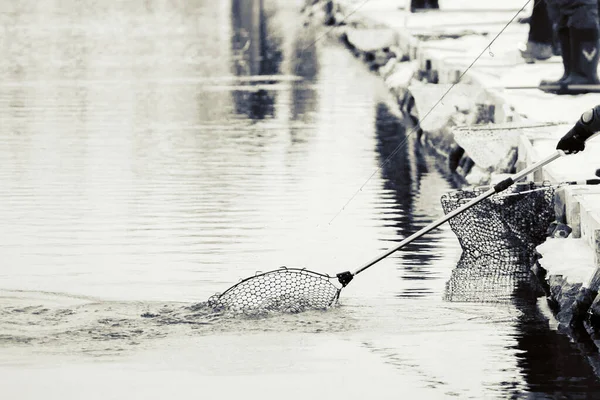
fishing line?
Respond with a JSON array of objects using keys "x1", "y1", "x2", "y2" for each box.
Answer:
[{"x1": 301, "y1": 0, "x2": 536, "y2": 224}]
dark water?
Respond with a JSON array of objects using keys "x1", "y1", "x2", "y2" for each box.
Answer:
[{"x1": 1, "y1": 0, "x2": 600, "y2": 398}]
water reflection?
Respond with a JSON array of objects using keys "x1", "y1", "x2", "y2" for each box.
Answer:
[
  {"x1": 289, "y1": 19, "x2": 319, "y2": 124},
  {"x1": 231, "y1": 0, "x2": 283, "y2": 76},
  {"x1": 512, "y1": 295, "x2": 600, "y2": 397},
  {"x1": 374, "y1": 102, "x2": 418, "y2": 230},
  {"x1": 373, "y1": 101, "x2": 453, "y2": 297},
  {"x1": 230, "y1": 0, "x2": 281, "y2": 120},
  {"x1": 444, "y1": 251, "x2": 542, "y2": 303}
]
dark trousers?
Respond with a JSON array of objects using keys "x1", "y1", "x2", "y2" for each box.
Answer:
[
  {"x1": 529, "y1": 0, "x2": 554, "y2": 44},
  {"x1": 410, "y1": 0, "x2": 439, "y2": 12},
  {"x1": 545, "y1": 0, "x2": 599, "y2": 30}
]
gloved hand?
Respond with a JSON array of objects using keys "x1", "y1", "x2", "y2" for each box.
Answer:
[
  {"x1": 556, "y1": 127, "x2": 587, "y2": 154},
  {"x1": 556, "y1": 106, "x2": 600, "y2": 154}
]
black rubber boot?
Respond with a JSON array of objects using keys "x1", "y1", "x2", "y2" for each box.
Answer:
[
  {"x1": 539, "y1": 27, "x2": 570, "y2": 86},
  {"x1": 562, "y1": 27, "x2": 600, "y2": 88}
]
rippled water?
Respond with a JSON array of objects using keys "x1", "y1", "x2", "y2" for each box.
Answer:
[{"x1": 2, "y1": 0, "x2": 600, "y2": 398}]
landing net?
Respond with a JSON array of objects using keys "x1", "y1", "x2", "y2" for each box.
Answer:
[
  {"x1": 208, "y1": 267, "x2": 341, "y2": 314},
  {"x1": 209, "y1": 182, "x2": 557, "y2": 311},
  {"x1": 441, "y1": 182, "x2": 556, "y2": 302}
]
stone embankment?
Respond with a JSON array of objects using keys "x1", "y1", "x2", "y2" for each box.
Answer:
[{"x1": 304, "y1": 0, "x2": 600, "y2": 342}]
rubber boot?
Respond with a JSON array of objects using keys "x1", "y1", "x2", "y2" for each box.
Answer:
[
  {"x1": 539, "y1": 27, "x2": 570, "y2": 87},
  {"x1": 560, "y1": 27, "x2": 600, "y2": 93}
]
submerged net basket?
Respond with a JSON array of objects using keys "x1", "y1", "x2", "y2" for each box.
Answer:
[
  {"x1": 441, "y1": 182, "x2": 556, "y2": 302},
  {"x1": 208, "y1": 267, "x2": 341, "y2": 314},
  {"x1": 441, "y1": 182, "x2": 556, "y2": 258}
]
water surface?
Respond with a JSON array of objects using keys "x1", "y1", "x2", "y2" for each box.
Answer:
[{"x1": 1, "y1": 1, "x2": 600, "y2": 398}]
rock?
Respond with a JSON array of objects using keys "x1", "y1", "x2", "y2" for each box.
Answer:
[
  {"x1": 379, "y1": 57, "x2": 398, "y2": 79},
  {"x1": 589, "y1": 292, "x2": 600, "y2": 326},
  {"x1": 464, "y1": 164, "x2": 490, "y2": 186},
  {"x1": 344, "y1": 27, "x2": 398, "y2": 52},
  {"x1": 385, "y1": 60, "x2": 418, "y2": 100}
]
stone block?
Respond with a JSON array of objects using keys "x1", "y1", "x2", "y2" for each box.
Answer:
[
  {"x1": 444, "y1": 68, "x2": 463, "y2": 84},
  {"x1": 554, "y1": 187, "x2": 567, "y2": 224},
  {"x1": 516, "y1": 134, "x2": 537, "y2": 180},
  {"x1": 494, "y1": 103, "x2": 515, "y2": 124},
  {"x1": 579, "y1": 196, "x2": 600, "y2": 249},
  {"x1": 565, "y1": 191, "x2": 582, "y2": 238},
  {"x1": 408, "y1": 41, "x2": 418, "y2": 61}
]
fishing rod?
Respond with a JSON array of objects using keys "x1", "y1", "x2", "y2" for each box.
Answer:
[{"x1": 500, "y1": 84, "x2": 600, "y2": 92}]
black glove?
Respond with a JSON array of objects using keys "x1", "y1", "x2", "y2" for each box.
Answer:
[
  {"x1": 556, "y1": 107, "x2": 600, "y2": 154},
  {"x1": 556, "y1": 126, "x2": 587, "y2": 154}
]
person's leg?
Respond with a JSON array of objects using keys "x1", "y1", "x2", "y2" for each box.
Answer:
[
  {"x1": 539, "y1": 1, "x2": 573, "y2": 89},
  {"x1": 529, "y1": 0, "x2": 553, "y2": 44},
  {"x1": 410, "y1": 0, "x2": 425, "y2": 12},
  {"x1": 522, "y1": 0, "x2": 554, "y2": 62},
  {"x1": 564, "y1": 1, "x2": 600, "y2": 86},
  {"x1": 539, "y1": 24, "x2": 570, "y2": 84},
  {"x1": 427, "y1": 0, "x2": 439, "y2": 9}
]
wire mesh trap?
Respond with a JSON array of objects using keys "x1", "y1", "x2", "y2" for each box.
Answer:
[
  {"x1": 208, "y1": 267, "x2": 342, "y2": 314},
  {"x1": 441, "y1": 182, "x2": 556, "y2": 302}
]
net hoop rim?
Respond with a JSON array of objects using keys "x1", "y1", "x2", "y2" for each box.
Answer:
[
  {"x1": 442, "y1": 181, "x2": 556, "y2": 200},
  {"x1": 216, "y1": 267, "x2": 339, "y2": 300}
]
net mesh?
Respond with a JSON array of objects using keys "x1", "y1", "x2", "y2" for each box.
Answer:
[
  {"x1": 208, "y1": 267, "x2": 341, "y2": 314},
  {"x1": 441, "y1": 182, "x2": 556, "y2": 302},
  {"x1": 452, "y1": 124, "x2": 521, "y2": 170},
  {"x1": 451, "y1": 122, "x2": 568, "y2": 171},
  {"x1": 443, "y1": 251, "x2": 541, "y2": 302},
  {"x1": 441, "y1": 182, "x2": 556, "y2": 258},
  {"x1": 209, "y1": 182, "x2": 557, "y2": 311}
]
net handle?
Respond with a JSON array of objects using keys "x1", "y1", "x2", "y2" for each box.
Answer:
[{"x1": 348, "y1": 150, "x2": 565, "y2": 278}]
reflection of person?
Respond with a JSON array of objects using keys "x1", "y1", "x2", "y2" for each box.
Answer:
[
  {"x1": 556, "y1": 105, "x2": 600, "y2": 153},
  {"x1": 540, "y1": 0, "x2": 600, "y2": 94}
]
